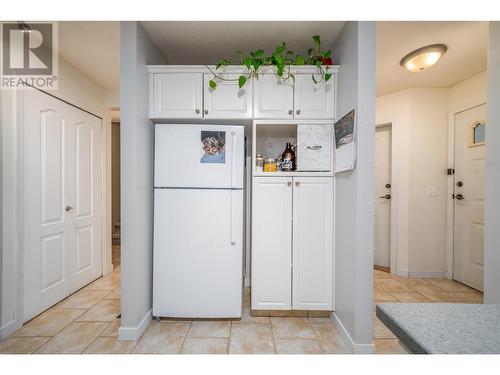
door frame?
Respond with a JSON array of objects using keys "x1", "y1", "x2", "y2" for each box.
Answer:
[
  {"x1": 5, "y1": 88, "x2": 111, "y2": 334},
  {"x1": 446, "y1": 103, "x2": 487, "y2": 280},
  {"x1": 375, "y1": 123, "x2": 397, "y2": 274}
]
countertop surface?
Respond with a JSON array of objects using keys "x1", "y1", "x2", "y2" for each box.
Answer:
[{"x1": 376, "y1": 303, "x2": 500, "y2": 354}]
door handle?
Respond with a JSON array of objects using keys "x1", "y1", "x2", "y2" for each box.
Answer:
[
  {"x1": 379, "y1": 194, "x2": 391, "y2": 199},
  {"x1": 231, "y1": 131, "x2": 237, "y2": 188},
  {"x1": 230, "y1": 190, "x2": 237, "y2": 245},
  {"x1": 454, "y1": 193, "x2": 464, "y2": 200},
  {"x1": 65, "y1": 205, "x2": 74, "y2": 212},
  {"x1": 306, "y1": 145, "x2": 322, "y2": 150}
]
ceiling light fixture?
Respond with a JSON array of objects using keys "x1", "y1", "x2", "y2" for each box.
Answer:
[{"x1": 400, "y1": 44, "x2": 447, "y2": 72}]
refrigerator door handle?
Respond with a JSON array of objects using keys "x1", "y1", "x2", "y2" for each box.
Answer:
[
  {"x1": 230, "y1": 190, "x2": 236, "y2": 245},
  {"x1": 231, "y1": 131, "x2": 237, "y2": 188}
]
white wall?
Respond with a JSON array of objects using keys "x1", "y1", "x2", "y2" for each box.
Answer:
[
  {"x1": 332, "y1": 21, "x2": 376, "y2": 353},
  {"x1": 118, "y1": 22, "x2": 165, "y2": 340},
  {"x1": 484, "y1": 22, "x2": 500, "y2": 303},
  {"x1": 1, "y1": 56, "x2": 113, "y2": 339},
  {"x1": 375, "y1": 71, "x2": 487, "y2": 278}
]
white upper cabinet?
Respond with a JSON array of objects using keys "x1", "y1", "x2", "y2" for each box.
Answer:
[
  {"x1": 292, "y1": 177, "x2": 333, "y2": 310},
  {"x1": 151, "y1": 73, "x2": 203, "y2": 119},
  {"x1": 203, "y1": 74, "x2": 253, "y2": 119},
  {"x1": 294, "y1": 74, "x2": 335, "y2": 119},
  {"x1": 253, "y1": 74, "x2": 294, "y2": 119}
]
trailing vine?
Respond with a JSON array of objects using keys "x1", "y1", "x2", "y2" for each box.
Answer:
[{"x1": 207, "y1": 35, "x2": 333, "y2": 89}]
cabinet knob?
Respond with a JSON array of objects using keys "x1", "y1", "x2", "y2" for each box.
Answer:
[
  {"x1": 204, "y1": 109, "x2": 209, "y2": 115},
  {"x1": 295, "y1": 181, "x2": 300, "y2": 186},
  {"x1": 296, "y1": 109, "x2": 301, "y2": 115},
  {"x1": 287, "y1": 181, "x2": 292, "y2": 186},
  {"x1": 195, "y1": 108, "x2": 200, "y2": 114},
  {"x1": 288, "y1": 109, "x2": 293, "y2": 115}
]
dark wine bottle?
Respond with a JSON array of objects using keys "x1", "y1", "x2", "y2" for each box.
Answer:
[{"x1": 281, "y1": 142, "x2": 296, "y2": 171}]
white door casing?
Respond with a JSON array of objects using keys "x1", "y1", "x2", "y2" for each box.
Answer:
[
  {"x1": 22, "y1": 89, "x2": 102, "y2": 322},
  {"x1": 453, "y1": 104, "x2": 486, "y2": 291},
  {"x1": 203, "y1": 74, "x2": 253, "y2": 119},
  {"x1": 293, "y1": 74, "x2": 335, "y2": 119},
  {"x1": 374, "y1": 125, "x2": 392, "y2": 269},
  {"x1": 151, "y1": 73, "x2": 203, "y2": 119},
  {"x1": 253, "y1": 74, "x2": 294, "y2": 119},
  {"x1": 292, "y1": 177, "x2": 333, "y2": 310},
  {"x1": 251, "y1": 177, "x2": 292, "y2": 310}
]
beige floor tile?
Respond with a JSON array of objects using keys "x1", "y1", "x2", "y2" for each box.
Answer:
[
  {"x1": 181, "y1": 337, "x2": 228, "y2": 354},
  {"x1": 228, "y1": 336, "x2": 275, "y2": 354},
  {"x1": 188, "y1": 321, "x2": 231, "y2": 338},
  {"x1": 271, "y1": 317, "x2": 316, "y2": 339},
  {"x1": 230, "y1": 322, "x2": 273, "y2": 337},
  {"x1": 310, "y1": 323, "x2": 349, "y2": 354},
  {"x1": 307, "y1": 317, "x2": 333, "y2": 325},
  {"x1": 83, "y1": 337, "x2": 137, "y2": 354},
  {"x1": 395, "y1": 277, "x2": 436, "y2": 286},
  {"x1": 143, "y1": 321, "x2": 191, "y2": 339},
  {"x1": 275, "y1": 338, "x2": 322, "y2": 354},
  {"x1": 374, "y1": 339, "x2": 409, "y2": 354},
  {"x1": 132, "y1": 335, "x2": 185, "y2": 354},
  {"x1": 451, "y1": 292, "x2": 484, "y2": 303},
  {"x1": 430, "y1": 279, "x2": 478, "y2": 293},
  {"x1": 56, "y1": 290, "x2": 110, "y2": 309},
  {"x1": 100, "y1": 319, "x2": 121, "y2": 338},
  {"x1": 376, "y1": 278, "x2": 415, "y2": 293},
  {"x1": 373, "y1": 317, "x2": 396, "y2": 339},
  {"x1": 373, "y1": 286, "x2": 398, "y2": 302},
  {"x1": 103, "y1": 287, "x2": 120, "y2": 300},
  {"x1": 84, "y1": 273, "x2": 120, "y2": 291},
  {"x1": 0, "y1": 337, "x2": 50, "y2": 354},
  {"x1": 412, "y1": 285, "x2": 462, "y2": 302},
  {"x1": 390, "y1": 292, "x2": 432, "y2": 303},
  {"x1": 374, "y1": 270, "x2": 393, "y2": 279},
  {"x1": 35, "y1": 322, "x2": 108, "y2": 354},
  {"x1": 15, "y1": 308, "x2": 86, "y2": 337},
  {"x1": 76, "y1": 300, "x2": 120, "y2": 322}
]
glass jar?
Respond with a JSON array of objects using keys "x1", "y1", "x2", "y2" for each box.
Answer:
[
  {"x1": 255, "y1": 154, "x2": 264, "y2": 172},
  {"x1": 263, "y1": 158, "x2": 277, "y2": 172}
]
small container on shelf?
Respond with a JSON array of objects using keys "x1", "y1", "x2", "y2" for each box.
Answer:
[
  {"x1": 255, "y1": 154, "x2": 264, "y2": 172},
  {"x1": 263, "y1": 158, "x2": 278, "y2": 173}
]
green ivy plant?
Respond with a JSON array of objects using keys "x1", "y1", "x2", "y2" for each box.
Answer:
[{"x1": 206, "y1": 35, "x2": 333, "y2": 89}]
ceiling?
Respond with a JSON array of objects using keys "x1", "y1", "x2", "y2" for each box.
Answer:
[
  {"x1": 376, "y1": 21, "x2": 488, "y2": 96},
  {"x1": 141, "y1": 21, "x2": 345, "y2": 64},
  {"x1": 58, "y1": 21, "x2": 120, "y2": 89}
]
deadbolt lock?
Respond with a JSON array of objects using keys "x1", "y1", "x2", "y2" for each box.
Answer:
[
  {"x1": 385, "y1": 183, "x2": 391, "y2": 188},
  {"x1": 456, "y1": 181, "x2": 463, "y2": 187}
]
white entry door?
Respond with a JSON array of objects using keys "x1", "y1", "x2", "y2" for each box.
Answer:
[
  {"x1": 22, "y1": 89, "x2": 102, "y2": 321},
  {"x1": 453, "y1": 104, "x2": 486, "y2": 291},
  {"x1": 374, "y1": 125, "x2": 392, "y2": 269}
]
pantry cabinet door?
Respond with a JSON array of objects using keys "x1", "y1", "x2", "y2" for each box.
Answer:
[
  {"x1": 251, "y1": 177, "x2": 292, "y2": 310},
  {"x1": 151, "y1": 73, "x2": 203, "y2": 119},
  {"x1": 253, "y1": 74, "x2": 294, "y2": 119},
  {"x1": 294, "y1": 74, "x2": 335, "y2": 119},
  {"x1": 203, "y1": 74, "x2": 253, "y2": 119},
  {"x1": 292, "y1": 177, "x2": 333, "y2": 310}
]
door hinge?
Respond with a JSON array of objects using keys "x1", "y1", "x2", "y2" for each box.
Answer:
[{"x1": 447, "y1": 168, "x2": 455, "y2": 175}]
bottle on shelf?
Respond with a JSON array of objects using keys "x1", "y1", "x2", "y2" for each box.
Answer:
[{"x1": 281, "y1": 142, "x2": 296, "y2": 171}]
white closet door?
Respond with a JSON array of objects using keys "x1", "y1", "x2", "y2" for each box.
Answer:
[{"x1": 22, "y1": 89, "x2": 102, "y2": 322}]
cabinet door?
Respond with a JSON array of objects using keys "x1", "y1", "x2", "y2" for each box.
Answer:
[
  {"x1": 294, "y1": 74, "x2": 335, "y2": 119},
  {"x1": 292, "y1": 177, "x2": 333, "y2": 310},
  {"x1": 151, "y1": 73, "x2": 203, "y2": 119},
  {"x1": 203, "y1": 74, "x2": 252, "y2": 118},
  {"x1": 251, "y1": 177, "x2": 292, "y2": 310},
  {"x1": 253, "y1": 74, "x2": 294, "y2": 119}
]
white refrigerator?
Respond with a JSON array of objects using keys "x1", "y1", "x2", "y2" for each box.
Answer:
[{"x1": 153, "y1": 124, "x2": 244, "y2": 318}]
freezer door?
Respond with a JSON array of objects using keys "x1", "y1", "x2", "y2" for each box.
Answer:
[
  {"x1": 153, "y1": 188, "x2": 243, "y2": 318},
  {"x1": 155, "y1": 124, "x2": 244, "y2": 188}
]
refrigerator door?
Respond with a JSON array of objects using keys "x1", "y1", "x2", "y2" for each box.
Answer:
[
  {"x1": 155, "y1": 124, "x2": 244, "y2": 189},
  {"x1": 153, "y1": 188, "x2": 243, "y2": 318}
]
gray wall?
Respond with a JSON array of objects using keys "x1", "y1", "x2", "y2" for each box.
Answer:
[
  {"x1": 484, "y1": 22, "x2": 500, "y2": 303},
  {"x1": 332, "y1": 21, "x2": 376, "y2": 352},
  {"x1": 119, "y1": 22, "x2": 165, "y2": 339}
]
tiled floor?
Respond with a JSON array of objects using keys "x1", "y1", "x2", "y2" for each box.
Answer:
[
  {"x1": 372, "y1": 269, "x2": 483, "y2": 354},
  {"x1": 0, "y1": 248, "x2": 483, "y2": 354}
]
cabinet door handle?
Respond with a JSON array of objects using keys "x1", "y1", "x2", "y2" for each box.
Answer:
[
  {"x1": 287, "y1": 181, "x2": 292, "y2": 186},
  {"x1": 306, "y1": 145, "x2": 322, "y2": 150},
  {"x1": 296, "y1": 109, "x2": 301, "y2": 115},
  {"x1": 204, "y1": 109, "x2": 209, "y2": 115},
  {"x1": 288, "y1": 109, "x2": 293, "y2": 115},
  {"x1": 195, "y1": 108, "x2": 200, "y2": 114},
  {"x1": 295, "y1": 181, "x2": 300, "y2": 186}
]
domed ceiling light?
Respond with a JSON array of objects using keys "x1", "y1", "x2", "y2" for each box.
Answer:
[{"x1": 400, "y1": 44, "x2": 448, "y2": 72}]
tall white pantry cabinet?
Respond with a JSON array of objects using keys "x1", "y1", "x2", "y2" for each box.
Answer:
[{"x1": 148, "y1": 65, "x2": 337, "y2": 312}]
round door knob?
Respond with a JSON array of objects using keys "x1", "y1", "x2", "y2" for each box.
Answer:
[
  {"x1": 296, "y1": 109, "x2": 301, "y2": 115},
  {"x1": 204, "y1": 109, "x2": 209, "y2": 115},
  {"x1": 195, "y1": 108, "x2": 200, "y2": 114},
  {"x1": 288, "y1": 109, "x2": 293, "y2": 115},
  {"x1": 65, "y1": 205, "x2": 74, "y2": 212}
]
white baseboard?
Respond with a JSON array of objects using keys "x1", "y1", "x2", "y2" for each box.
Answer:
[
  {"x1": 0, "y1": 320, "x2": 21, "y2": 340},
  {"x1": 395, "y1": 268, "x2": 409, "y2": 278},
  {"x1": 331, "y1": 312, "x2": 375, "y2": 354},
  {"x1": 118, "y1": 309, "x2": 152, "y2": 341}
]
